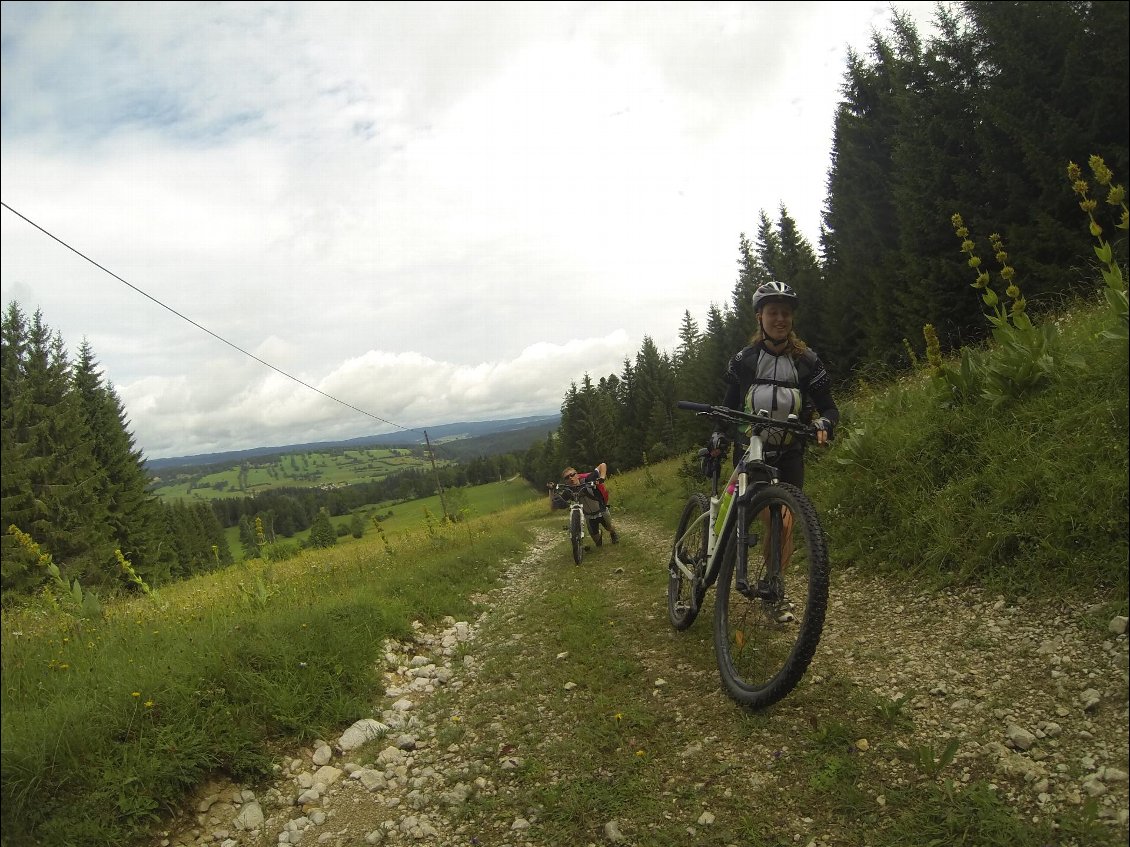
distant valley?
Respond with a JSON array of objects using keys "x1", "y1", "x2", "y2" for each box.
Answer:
[{"x1": 145, "y1": 414, "x2": 559, "y2": 473}]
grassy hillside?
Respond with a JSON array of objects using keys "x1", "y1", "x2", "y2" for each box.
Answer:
[
  {"x1": 804, "y1": 295, "x2": 1128, "y2": 598},
  {"x1": 220, "y1": 476, "x2": 543, "y2": 556}
]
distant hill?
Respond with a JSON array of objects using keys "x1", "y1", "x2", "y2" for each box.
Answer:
[{"x1": 144, "y1": 414, "x2": 561, "y2": 473}]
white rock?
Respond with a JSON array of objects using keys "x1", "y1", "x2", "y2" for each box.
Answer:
[
  {"x1": 233, "y1": 801, "x2": 264, "y2": 831},
  {"x1": 1006, "y1": 725, "x2": 1036, "y2": 751},
  {"x1": 1082, "y1": 775, "x2": 1108, "y2": 797},
  {"x1": 312, "y1": 766, "x2": 343, "y2": 788},
  {"x1": 338, "y1": 719, "x2": 390, "y2": 751}
]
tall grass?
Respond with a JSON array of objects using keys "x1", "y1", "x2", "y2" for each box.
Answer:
[{"x1": 1, "y1": 508, "x2": 538, "y2": 846}]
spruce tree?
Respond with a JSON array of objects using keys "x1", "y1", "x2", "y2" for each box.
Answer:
[
  {"x1": 822, "y1": 38, "x2": 908, "y2": 370},
  {"x1": 308, "y1": 508, "x2": 336, "y2": 549},
  {"x1": 963, "y1": 0, "x2": 1127, "y2": 294},
  {"x1": 2, "y1": 309, "x2": 112, "y2": 586},
  {"x1": 72, "y1": 341, "x2": 164, "y2": 588},
  {"x1": 0, "y1": 303, "x2": 36, "y2": 593},
  {"x1": 885, "y1": 7, "x2": 986, "y2": 357}
]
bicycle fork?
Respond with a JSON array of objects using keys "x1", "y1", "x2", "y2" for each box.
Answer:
[{"x1": 735, "y1": 496, "x2": 783, "y2": 604}]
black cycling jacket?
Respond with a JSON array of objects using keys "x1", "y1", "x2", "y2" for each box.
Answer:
[{"x1": 721, "y1": 342, "x2": 840, "y2": 456}]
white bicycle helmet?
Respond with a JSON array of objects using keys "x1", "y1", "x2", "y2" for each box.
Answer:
[{"x1": 752, "y1": 281, "x2": 798, "y2": 313}]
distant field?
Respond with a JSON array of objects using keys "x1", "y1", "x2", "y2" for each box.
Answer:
[
  {"x1": 221, "y1": 476, "x2": 543, "y2": 559},
  {"x1": 151, "y1": 447, "x2": 437, "y2": 502}
]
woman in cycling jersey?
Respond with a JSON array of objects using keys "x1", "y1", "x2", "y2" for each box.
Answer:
[
  {"x1": 721, "y1": 281, "x2": 839, "y2": 489},
  {"x1": 719, "y1": 280, "x2": 838, "y2": 587}
]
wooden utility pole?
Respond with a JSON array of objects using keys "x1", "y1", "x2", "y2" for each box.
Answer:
[{"x1": 423, "y1": 430, "x2": 449, "y2": 521}]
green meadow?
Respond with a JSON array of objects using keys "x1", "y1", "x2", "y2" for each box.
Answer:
[
  {"x1": 150, "y1": 447, "x2": 435, "y2": 502},
  {"x1": 220, "y1": 476, "x2": 543, "y2": 556}
]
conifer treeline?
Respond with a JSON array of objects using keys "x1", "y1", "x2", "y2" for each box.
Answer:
[
  {"x1": 1, "y1": 304, "x2": 233, "y2": 600},
  {"x1": 522, "y1": 1, "x2": 1128, "y2": 485}
]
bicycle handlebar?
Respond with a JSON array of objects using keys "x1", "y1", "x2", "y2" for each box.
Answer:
[
  {"x1": 676, "y1": 400, "x2": 819, "y2": 439},
  {"x1": 552, "y1": 479, "x2": 603, "y2": 499}
]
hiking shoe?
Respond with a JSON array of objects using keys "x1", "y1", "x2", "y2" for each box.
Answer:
[
  {"x1": 610, "y1": 530, "x2": 620, "y2": 544},
  {"x1": 768, "y1": 598, "x2": 796, "y2": 624}
]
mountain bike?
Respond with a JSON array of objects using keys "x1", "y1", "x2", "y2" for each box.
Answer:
[
  {"x1": 668, "y1": 401, "x2": 830, "y2": 709},
  {"x1": 552, "y1": 476, "x2": 607, "y2": 565}
]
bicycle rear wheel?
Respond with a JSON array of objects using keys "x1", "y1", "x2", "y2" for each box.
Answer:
[
  {"x1": 570, "y1": 510, "x2": 584, "y2": 565},
  {"x1": 668, "y1": 493, "x2": 709, "y2": 630},
  {"x1": 713, "y1": 482, "x2": 828, "y2": 708}
]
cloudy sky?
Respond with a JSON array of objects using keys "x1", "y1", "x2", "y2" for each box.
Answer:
[{"x1": 1, "y1": 1, "x2": 941, "y2": 460}]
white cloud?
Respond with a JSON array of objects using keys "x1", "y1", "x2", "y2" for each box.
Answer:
[{"x1": 1, "y1": 1, "x2": 942, "y2": 458}]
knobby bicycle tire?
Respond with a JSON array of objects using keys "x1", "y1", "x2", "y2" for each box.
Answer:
[
  {"x1": 570, "y1": 510, "x2": 584, "y2": 565},
  {"x1": 668, "y1": 492, "x2": 709, "y2": 630},
  {"x1": 713, "y1": 482, "x2": 829, "y2": 709}
]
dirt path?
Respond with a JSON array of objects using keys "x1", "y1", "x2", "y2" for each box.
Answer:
[{"x1": 152, "y1": 516, "x2": 1129, "y2": 847}]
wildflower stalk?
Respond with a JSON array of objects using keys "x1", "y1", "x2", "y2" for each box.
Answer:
[
  {"x1": 371, "y1": 515, "x2": 394, "y2": 556},
  {"x1": 7, "y1": 525, "x2": 101, "y2": 617},
  {"x1": 950, "y1": 214, "x2": 1029, "y2": 332},
  {"x1": 932, "y1": 214, "x2": 1063, "y2": 406},
  {"x1": 116, "y1": 549, "x2": 151, "y2": 594},
  {"x1": 1067, "y1": 155, "x2": 1128, "y2": 337}
]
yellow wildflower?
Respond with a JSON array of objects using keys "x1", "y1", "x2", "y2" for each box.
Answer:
[{"x1": 1089, "y1": 154, "x2": 1113, "y2": 185}]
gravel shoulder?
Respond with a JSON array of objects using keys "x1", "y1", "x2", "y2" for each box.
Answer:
[{"x1": 151, "y1": 515, "x2": 1129, "y2": 847}]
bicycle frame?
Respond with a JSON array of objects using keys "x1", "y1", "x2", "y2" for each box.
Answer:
[
  {"x1": 671, "y1": 404, "x2": 814, "y2": 608},
  {"x1": 671, "y1": 431, "x2": 777, "y2": 590}
]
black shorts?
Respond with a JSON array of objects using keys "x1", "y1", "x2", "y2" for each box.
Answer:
[
  {"x1": 735, "y1": 442, "x2": 805, "y2": 489},
  {"x1": 766, "y1": 450, "x2": 804, "y2": 489}
]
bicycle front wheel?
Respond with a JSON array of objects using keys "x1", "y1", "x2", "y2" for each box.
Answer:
[
  {"x1": 713, "y1": 482, "x2": 829, "y2": 708},
  {"x1": 668, "y1": 493, "x2": 709, "y2": 631},
  {"x1": 570, "y1": 509, "x2": 584, "y2": 565}
]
